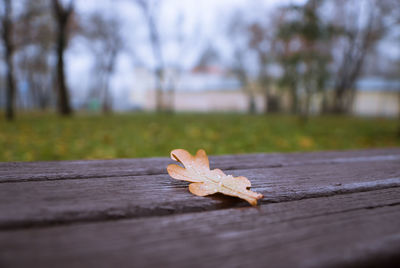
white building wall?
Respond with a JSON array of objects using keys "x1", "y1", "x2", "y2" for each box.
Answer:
[
  {"x1": 145, "y1": 90, "x2": 266, "y2": 113},
  {"x1": 353, "y1": 91, "x2": 399, "y2": 117},
  {"x1": 174, "y1": 91, "x2": 246, "y2": 112},
  {"x1": 144, "y1": 89, "x2": 400, "y2": 116}
]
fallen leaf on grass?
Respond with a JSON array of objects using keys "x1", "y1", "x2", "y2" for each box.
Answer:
[{"x1": 167, "y1": 149, "x2": 263, "y2": 206}]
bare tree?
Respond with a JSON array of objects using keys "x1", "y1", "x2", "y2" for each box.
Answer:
[
  {"x1": 83, "y1": 13, "x2": 123, "y2": 113},
  {"x1": 16, "y1": 0, "x2": 55, "y2": 110},
  {"x1": 225, "y1": 11, "x2": 256, "y2": 114},
  {"x1": 330, "y1": 0, "x2": 396, "y2": 113},
  {"x1": 52, "y1": 0, "x2": 74, "y2": 115},
  {"x1": 1, "y1": 0, "x2": 16, "y2": 120},
  {"x1": 163, "y1": 13, "x2": 201, "y2": 113},
  {"x1": 134, "y1": 0, "x2": 165, "y2": 112},
  {"x1": 248, "y1": 21, "x2": 279, "y2": 114},
  {"x1": 158, "y1": 12, "x2": 185, "y2": 113},
  {"x1": 277, "y1": 0, "x2": 333, "y2": 118}
]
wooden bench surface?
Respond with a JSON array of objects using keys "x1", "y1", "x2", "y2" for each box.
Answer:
[{"x1": 1, "y1": 148, "x2": 400, "y2": 267}]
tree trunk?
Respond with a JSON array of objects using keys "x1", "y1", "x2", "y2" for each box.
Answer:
[
  {"x1": 302, "y1": 89, "x2": 312, "y2": 121},
  {"x1": 2, "y1": 0, "x2": 16, "y2": 121},
  {"x1": 248, "y1": 93, "x2": 256, "y2": 114},
  {"x1": 53, "y1": 0, "x2": 73, "y2": 116},
  {"x1": 136, "y1": 0, "x2": 165, "y2": 113},
  {"x1": 102, "y1": 87, "x2": 111, "y2": 114},
  {"x1": 332, "y1": 86, "x2": 347, "y2": 114},
  {"x1": 154, "y1": 68, "x2": 164, "y2": 112},
  {"x1": 241, "y1": 84, "x2": 256, "y2": 114},
  {"x1": 263, "y1": 91, "x2": 269, "y2": 114},
  {"x1": 289, "y1": 85, "x2": 298, "y2": 114},
  {"x1": 5, "y1": 41, "x2": 15, "y2": 120},
  {"x1": 101, "y1": 71, "x2": 112, "y2": 114},
  {"x1": 331, "y1": 11, "x2": 377, "y2": 114},
  {"x1": 55, "y1": 36, "x2": 71, "y2": 115},
  {"x1": 320, "y1": 89, "x2": 329, "y2": 114},
  {"x1": 101, "y1": 48, "x2": 118, "y2": 114},
  {"x1": 264, "y1": 93, "x2": 280, "y2": 114},
  {"x1": 332, "y1": 82, "x2": 357, "y2": 114},
  {"x1": 164, "y1": 75, "x2": 177, "y2": 114}
]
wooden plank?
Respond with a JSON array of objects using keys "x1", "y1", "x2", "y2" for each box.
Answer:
[
  {"x1": 1, "y1": 188, "x2": 399, "y2": 268},
  {"x1": 1, "y1": 159, "x2": 399, "y2": 229},
  {"x1": 1, "y1": 148, "x2": 399, "y2": 182}
]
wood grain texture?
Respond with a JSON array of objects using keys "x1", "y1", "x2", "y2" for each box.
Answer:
[
  {"x1": 1, "y1": 149, "x2": 400, "y2": 267},
  {"x1": 1, "y1": 158, "x2": 399, "y2": 229},
  {"x1": 1, "y1": 148, "x2": 400, "y2": 183},
  {"x1": 1, "y1": 188, "x2": 399, "y2": 268}
]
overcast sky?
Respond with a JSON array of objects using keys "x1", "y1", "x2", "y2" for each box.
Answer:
[
  {"x1": 64, "y1": 0, "x2": 399, "y2": 108},
  {"x1": 66, "y1": 0, "x2": 309, "y2": 106}
]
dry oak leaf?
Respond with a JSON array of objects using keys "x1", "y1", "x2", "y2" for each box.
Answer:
[{"x1": 167, "y1": 149, "x2": 263, "y2": 206}]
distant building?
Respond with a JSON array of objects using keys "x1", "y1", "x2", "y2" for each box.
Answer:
[
  {"x1": 144, "y1": 66, "x2": 265, "y2": 113},
  {"x1": 352, "y1": 77, "x2": 400, "y2": 117},
  {"x1": 130, "y1": 66, "x2": 400, "y2": 117}
]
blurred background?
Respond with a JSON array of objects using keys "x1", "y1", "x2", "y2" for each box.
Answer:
[{"x1": 0, "y1": 0, "x2": 399, "y2": 161}]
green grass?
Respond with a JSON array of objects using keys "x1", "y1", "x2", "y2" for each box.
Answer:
[{"x1": 0, "y1": 112, "x2": 399, "y2": 162}]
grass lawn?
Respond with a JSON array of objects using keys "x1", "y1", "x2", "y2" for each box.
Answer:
[{"x1": 0, "y1": 112, "x2": 399, "y2": 162}]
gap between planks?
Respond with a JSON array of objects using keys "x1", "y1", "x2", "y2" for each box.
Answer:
[{"x1": 1, "y1": 148, "x2": 400, "y2": 183}]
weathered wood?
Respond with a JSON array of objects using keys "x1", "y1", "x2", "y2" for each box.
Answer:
[
  {"x1": 1, "y1": 148, "x2": 399, "y2": 183},
  {"x1": 1, "y1": 188, "x2": 399, "y2": 268},
  {"x1": 1, "y1": 149, "x2": 399, "y2": 267},
  {"x1": 1, "y1": 159, "x2": 399, "y2": 229}
]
